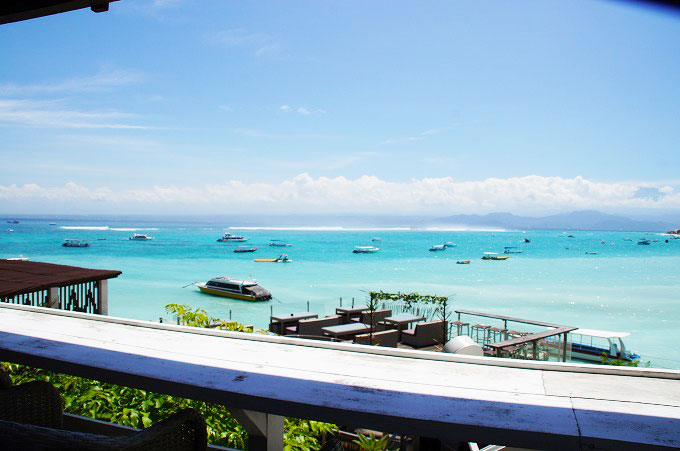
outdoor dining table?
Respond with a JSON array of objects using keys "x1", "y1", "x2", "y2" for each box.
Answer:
[
  {"x1": 321, "y1": 323, "x2": 370, "y2": 340},
  {"x1": 335, "y1": 306, "x2": 369, "y2": 323},
  {"x1": 383, "y1": 313, "x2": 425, "y2": 339},
  {"x1": 270, "y1": 312, "x2": 318, "y2": 335}
]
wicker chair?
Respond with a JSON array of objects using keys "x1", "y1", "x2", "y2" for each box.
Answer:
[
  {"x1": 0, "y1": 408, "x2": 207, "y2": 451},
  {"x1": 0, "y1": 370, "x2": 64, "y2": 428}
]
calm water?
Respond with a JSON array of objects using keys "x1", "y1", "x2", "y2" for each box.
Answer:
[{"x1": 2, "y1": 217, "x2": 679, "y2": 369}]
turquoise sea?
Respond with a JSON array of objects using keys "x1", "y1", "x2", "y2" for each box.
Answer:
[{"x1": 2, "y1": 216, "x2": 679, "y2": 369}]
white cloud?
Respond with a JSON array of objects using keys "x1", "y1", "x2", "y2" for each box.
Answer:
[
  {"x1": 296, "y1": 107, "x2": 310, "y2": 115},
  {"x1": 0, "y1": 68, "x2": 145, "y2": 95},
  {"x1": 1, "y1": 175, "x2": 678, "y2": 214},
  {"x1": 279, "y1": 105, "x2": 291, "y2": 111},
  {"x1": 203, "y1": 29, "x2": 281, "y2": 57},
  {"x1": 0, "y1": 99, "x2": 153, "y2": 129}
]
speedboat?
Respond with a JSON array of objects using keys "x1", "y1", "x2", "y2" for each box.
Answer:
[
  {"x1": 569, "y1": 328, "x2": 638, "y2": 363},
  {"x1": 197, "y1": 277, "x2": 272, "y2": 301},
  {"x1": 268, "y1": 240, "x2": 291, "y2": 247},
  {"x1": 456, "y1": 260, "x2": 471, "y2": 264},
  {"x1": 504, "y1": 246, "x2": 522, "y2": 254},
  {"x1": 62, "y1": 239, "x2": 91, "y2": 248},
  {"x1": 637, "y1": 239, "x2": 651, "y2": 245},
  {"x1": 353, "y1": 246, "x2": 379, "y2": 254},
  {"x1": 129, "y1": 233, "x2": 154, "y2": 241},
  {"x1": 481, "y1": 252, "x2": 508, "y2": 260},
  {"x1": 217, "y1": 232, "x2": 247, "y2": 242},
  {"x1": 234, "y1": 246, "x2": 257, "y2": 253},
  {"x1": 429, "y1": 244, "x2": 446, "y2": 252},
  {"x1": 254, "y1": 254, "x2": 292, "y2": 263}
]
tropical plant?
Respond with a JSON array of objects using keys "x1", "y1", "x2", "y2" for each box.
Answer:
[{"x1": 353, "y1": 432, "x2": 397, "y2": 450}]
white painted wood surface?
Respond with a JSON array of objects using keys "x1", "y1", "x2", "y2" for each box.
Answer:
[{"x1": 0, "y1": 303, "x2": 678, "y2": 450}]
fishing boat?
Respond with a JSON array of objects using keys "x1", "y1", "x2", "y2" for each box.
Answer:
[
  {"x1": 254, "y1": 254, "x2": 292, "y2": 263},
  {"x1": 62, "y1": 239, "x2": 91, "y2": 248},
  {"x1": 569, "y1": 329, "x2": 639, "y2": 363},
  {"x1": 429, "y1": 244, "x2": 446, "y2": 252},
  {"x1": 353, "y1": 246, "x2": 379, "y2": 254},
  {"x1": 217, "y1": 232, "x2": 247, "y2": 242},
  {"x1": 129, "y1": 233, "x2": 154, "y2": 241},
  {"x1": 456, "y1": 260, "x2": 471, "y2": 264},
  {"x1": 637, "y1": 239, "x2": 651, "y2": 245},
  {"x1": 268, "y1": 240, "x2": 291, "y2": 247},
  {"x1": 234, "y1": 246, "x2": 257, "y2": 253},
  {"x1": 481, "y1": 252, "x2": 508, "y2": 260},
  {"x1": 197, "y1": 277, "x2": 272, "y2": 301},
  {"x1": 504, "y1": 246, "x2": 522, "y2": 254}
]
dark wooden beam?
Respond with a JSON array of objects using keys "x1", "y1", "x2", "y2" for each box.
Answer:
[{"x1": 0, "y1": 0, "x2": 118, "y2": 25}]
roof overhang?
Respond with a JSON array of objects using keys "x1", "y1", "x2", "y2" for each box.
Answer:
[
  {"x1": 0, "y1": 0, "x2": 118, "y2": 25},
  {"x1": 571, "y1": 328, "x2": 630, "y2": 339}
]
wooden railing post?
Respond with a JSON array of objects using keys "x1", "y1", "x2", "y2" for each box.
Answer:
[
  {"x1": 97, "y1": 280, "x2": 108, "y2": 315},
  {"x1": 47, "y1": 287, "x2": 59, "y2": 309}
]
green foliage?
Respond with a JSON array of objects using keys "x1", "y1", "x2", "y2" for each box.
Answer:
[
  {"x1": 353, "y1": 432, "x2": 396, "y2": 450},
  {"x1": 165, "y1": 303, "x2": 251, "y2": 332},
  {"x1": 284, "y1": 418, "x2": 338, "y2": 451},
  {"x1": 370, "y1": 291, "x2": 451, "y2": 342},
  {"x1": 1, "y1": 362, "x2": 248, "y2": 449},
  {"x1": 599, "y1": 352, "x2": 640, "y2": 367}
]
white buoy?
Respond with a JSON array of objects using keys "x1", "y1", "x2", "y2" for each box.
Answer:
[{"x1": 443, "y1": 335, "x2": 484, "y2": 356}]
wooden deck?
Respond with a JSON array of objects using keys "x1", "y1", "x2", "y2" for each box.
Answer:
[{"x1": 0, "y1": 303, "x2": 679, "y2": 450}]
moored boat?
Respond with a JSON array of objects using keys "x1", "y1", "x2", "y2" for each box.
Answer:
[
  {"x1": 569, "y1": 328, "x2": 638, "y2": 363},
  {"x1": 504, "y1": 246, "x2": 522, "y2": 254},
  {"x1": 444, "y1": 242, "x2": 456, "y2": 248},
  {"x1": 217, "y1": 232, "x2": 247, "y2": 242},
  {"x1": 197, "y1": 277, "x2": 272, "y2": 301},
  {"x1": 268, "y1": 240, "x2": 291, "y2": 247},
  {"x1": 254, "y1": 254, "x2": 292, "y2": 263},
  {"x1": 62, "y1": 239, "x2": 91, "y2": 248},
  {"x1": 234, "y1": 246, "x2": 257, "y2": 253},
  {"x1": 129, "y1": 233, "x2": 154, "y2": 241},
  {"x1": 353, "y1": 246, "x2": 379, "y2": 254},
  {"x1": 637, "y1": 239, "x2": 651, "y2": 245},
  {"x1": 456, "y1": 260, "x2": 471, "y2": 264},
  {"x1": 481, "y1": 252, "x2": 508, "y2": 260},
  {"x1": 429, "y1": 244, "x2": 446, "y2": 252}
]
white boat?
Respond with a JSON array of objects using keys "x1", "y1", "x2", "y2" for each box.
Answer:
[
  {"x1": 444, "y1": 242, "x2": 456, "y2": 248},
  {"x1": 268, "y1": 240, "x2": 291, "y2": 247},
  {"x1": 197, "y1": 277, "x2": 272, "y2": 301},
  {"x1": 62, "y1": 239, "x2": 91, "y2": 248},
  {"x1": 569, "y1": 329, "x2": 638, "y2": 363},
  {"x1": 372, "y1": 237, "x2": 382, "y2": 242},
  {"x1": 353, "y1": 246, "x2": 379, "y2": 254},
  {"x1": 129, "y1": 233, "x2": 154, "y2": 241},
  {"x1": 429, "y1": 244, "x2": 446, "y2": 252},
  {"x1": 216, "y1": 232, "x2": 247, "y2": 242},
  {"x1": 4, "y1": 255, "x2": 28, "y2": 261}
]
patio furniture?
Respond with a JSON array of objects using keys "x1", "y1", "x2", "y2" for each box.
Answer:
[
  {"x1": 353, "y1": 330, "x2": 399, "y2": 347},
  {"x1": 335, "y1": 306, "x2": 369, "y2": 323},
  {"x1": 383, "y1": 313, "x2": 425, "y2": 339},
  {"x1": 401, "y1": 320, "x2": 448, "y2": 348},
  {"x1": 472, "y1": 324, "x2": 491, "y2": 344},
  {"x1": 289, "y1": 315, "x2": 342, "y2": 337},
  {"x1": 0, "y1": 370, "x2": 63, "y2": 428},
  {"x1": 0, "y1": 408, "x2": 207, "y2": 451},
  {"x1": 350, "y1": 309, "x2": 392, "y2": 327},
  {"x1": 322, "y1": 323, "x2": 370, "y2": 340},
  {"x1": 452, "y1": 320, "x2": 470, "y2": 336},
  {"x1": 269, "y1": 312, "x2": 318, "y2": 335}
]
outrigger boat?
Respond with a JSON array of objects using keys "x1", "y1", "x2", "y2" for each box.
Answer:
[
  {"x1": 129, "y1": 233, "x2": 154, "y2": 241},
  {"x1": 569, "y1": 329, "x2": 639, "y2": 363},
  {"x1": 481, "y1": 252, "x2": 509, "y2": 260},
  {"x1": 353, "y1": 246, "x2": 379, "y2": 254},
  {"x1": 234, "y1": 246, "x2": 257, "y2": 253},
  {"x1": 254, "y1": 254, "x2": 292, "y2": 263},
  {"x1": 217, "y1": 232, "x2": 247, "y2": 242},
  {"x1": 456, "y1": 260, "x2": 471, "y2": 264},
  {"x1": 197, "y1": 277, "x2": 272, "y2": 301},
  {"x1": 62, "y1": 239, "x2": 91, "y2": 248}
]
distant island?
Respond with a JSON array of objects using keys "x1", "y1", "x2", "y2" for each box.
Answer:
[{"x1": 428, "y1": 210, "x2": 675, "y2": 232}]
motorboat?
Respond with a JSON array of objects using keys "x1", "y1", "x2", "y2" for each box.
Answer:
[
  {"x1": 372, "y1": 237, "x2": 382, "y2": 242},
  {"x1": 522, "y1": 238, "x2": 531, "y2": 243},
  {"x1": 62, "y1": 239, "x2": 91, "y2": 248},
  {"x1": 585, "y1": 251, "x2": 598, "y2": 255},
  {"x1": 569, "y1": 329, "x2": 638, "y2": 363},
  {"x1": 444, "y1": 242, "x2": 456, "y2": 248},
  {"x1": 197, "y1": 277, "x2": 272, "y2": 301},
  {"x1": 129, "y1": 233, "x2": 154, "y2": 241},
  {"x1": 429, "y1": 244, "x2": 446, "y2": 252},
  {"x1": 456, "y1": 260, "x2": 471, "y2": 264},
  {"x1": 4, "y1": 255, "x2": 28, "y2": 261},
  {"x1": 234, "y1": 246, "x2": 257, "y2": 253},
  {"x1": 49, "y1": 222, "x2": 57, "y2": 226},
  {"x1": 481, "y1": 252, "x2": 508, "y2": 260},
  {"x1": 504, "y1": 246, "x2": 522, "y2": 254},
  {"x1": 637, "y1": 239, "x2": 651, "y2": 245},
  {"x1": 217, "y1": 232, "x2": 247, "y2": 242},
  {"x1": 353, "y1": 246, "x2": 379, "y2": 254},
  {"x1": 6, "y1": 220, "x2": 19, "y2": 224},
  {"x1": 254, "y1": 254, "x2": 292, "y2": 263},
  {"x1": 268, "y1": 240, "x2": 291, "y2": 247}
]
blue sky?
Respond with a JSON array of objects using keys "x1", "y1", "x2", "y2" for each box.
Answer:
[{"x1": 1, "y1": 0, "x2": 680, "y2": 215}]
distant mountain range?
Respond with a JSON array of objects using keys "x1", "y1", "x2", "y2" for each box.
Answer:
[{"x1": 429, "y1": 210, "x2": 676, "y2": 232}]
